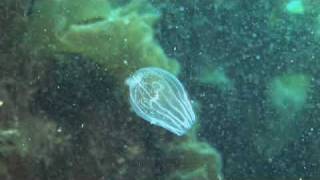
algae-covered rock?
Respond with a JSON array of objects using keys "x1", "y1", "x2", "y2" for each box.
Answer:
[
  {"x1": 0, "y1": 129, "x2": 25, "y2": 158},
  {"x1": 254, "y1": 73, "x2": 312, "y2": 158},
  {"x1": 28, "y1": 0, "x2": 180, "y2": 81},
  {"x1": 269, "y1": 73, "x2": 310, "y2": 114},
  {"x1": 166, "y1": 140, "x2": 223, "y2": 180},
  {"x1": 0, "y1": 118, "x2": 70, "y2": 179},
  {"x1": 164, "y1": 125, "x2": 223, "y2": 180}
]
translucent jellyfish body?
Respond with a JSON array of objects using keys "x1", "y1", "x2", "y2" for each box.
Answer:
[{"x1": 126, "y1": 67, "x2": 196, "y2": 136}]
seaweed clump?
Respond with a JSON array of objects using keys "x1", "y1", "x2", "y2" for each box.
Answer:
[
  {"x1": 27, "y1": 0, "x2": 180, "y2": 81},
  {"x1": 0, "y1": 1, "x2": 71, "y2": 179},
  {"x1": 162, "y1": 126, "x2": 223, "y2": 180}
]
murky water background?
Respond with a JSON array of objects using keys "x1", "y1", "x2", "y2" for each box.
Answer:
[{"x1": 0, "y1": 0, "x2": 319, "y2": 179}]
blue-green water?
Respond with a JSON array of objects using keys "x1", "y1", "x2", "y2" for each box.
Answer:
[{"x1": 0, "y1": 0, "x2": 319, "y2": 179}]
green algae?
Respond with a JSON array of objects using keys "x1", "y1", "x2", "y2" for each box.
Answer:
[
  {"x1": 269, "y1": 73, "x2": 310, "y2": 113},
  {"x1": 28, "y1": 0, "x2": 180, "y2": 81},
  {"x1": 164, "y1": 124, "x2": 223, "y2": 180}
]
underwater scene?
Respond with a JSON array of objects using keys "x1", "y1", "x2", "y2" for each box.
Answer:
[{"x1": 1, "y1": 0, "x2": 320, "y2": 179}]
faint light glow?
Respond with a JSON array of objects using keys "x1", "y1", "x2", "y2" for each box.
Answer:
[
  {"x1": 0, "y1": 100, "x2": 3, "y2": 107},
  {"x1": 173, "y1": 46, "x2": 177, "y2": 51},
  {"x1": 57, "y1": 127, "x2": 62, "y2": 133},
  {"x1": 286, "y1": 0, "x2": 304, "y2": 14}
]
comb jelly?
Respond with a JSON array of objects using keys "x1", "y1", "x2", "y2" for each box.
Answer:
[{"x1": 126, "y1": 67, "x2": 196, "y2": 136}]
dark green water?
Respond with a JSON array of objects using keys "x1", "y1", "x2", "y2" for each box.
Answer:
[{"x1": 0, "y1": 0, "x2": 319, "y2": 180}]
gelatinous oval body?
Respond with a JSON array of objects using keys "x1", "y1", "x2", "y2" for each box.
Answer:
[{"x1": 126, "y1": 67, "x2": 196, "y2": 136}]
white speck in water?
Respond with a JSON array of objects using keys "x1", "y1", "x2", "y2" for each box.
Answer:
[
  {"x1": 179, "y1": 6, "x2": 185, "y2": 11},
  {"x1": 57, "y1": 127, "x2": 62, "y2": 133},
  {"x1": 123, "y1": 60, "x2": 128, "y2": 65},
  {"x1": 173, "y1": 46, "x2": 177, "y2": 51},
  {"x1": 0, "y1": 100, "x2": 3, "y2": 107}
]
